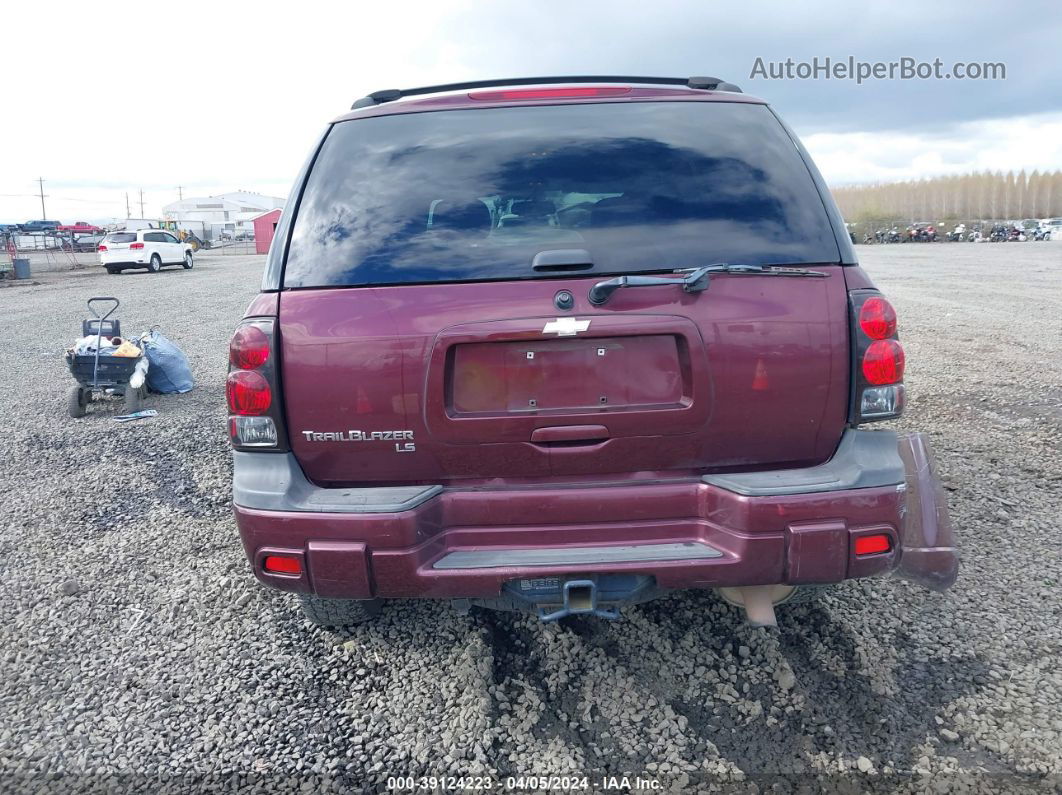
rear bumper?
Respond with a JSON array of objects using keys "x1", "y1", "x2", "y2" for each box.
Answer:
[
  {"x1": 232, "y1": 430, "x2": 958, "y2": 600},
  {"x1": 99, "y1": 256, "x2": 148, "y2": 267}
]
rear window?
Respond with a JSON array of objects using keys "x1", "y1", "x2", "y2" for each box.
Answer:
[
  {"x1": 283, "y1": 101, "x2": 839, "y2": 288},
  {"x1": 104, "y1": 233, "x2": 137, "y2": 243}
]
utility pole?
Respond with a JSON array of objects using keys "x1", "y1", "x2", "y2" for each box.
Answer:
[
  {"x1": 138, "y1": 189, "x2": 145, "y2": 218},
  {"x1": 177, "y1": 185, "x2": 183, "y2": 201},
  {"x1": 37, "y1": 177, "x2": 47, "y2": 219},
  {"x1": 125, "y1": 192, "x2": 131, "y2": 219}
]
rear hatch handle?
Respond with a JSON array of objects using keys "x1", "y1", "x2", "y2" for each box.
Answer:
[
  {"x1": 530, "y1": 424, "x2": 609, "y2": 445},
  {"x1": 588, "y1": 263, "x2": 827, "y2": 305},
  {"x1": 532, "y1": 249, "x2": 594, "y2": 273}
]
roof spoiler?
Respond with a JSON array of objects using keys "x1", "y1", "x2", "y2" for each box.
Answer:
[{"x1": 351, "y1": 75, "x2": 742, "y2": 109}]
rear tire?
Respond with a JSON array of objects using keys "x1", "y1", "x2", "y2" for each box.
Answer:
[
  {"x1": 182, "y1": 251, "x2": 193, "y2": 269},
  {"x1": 148, "y1": 255, "x2": 161, "y2": 273},
  {"x1": 105, "y1": 266, "x2": 120, "y2": 275},
  {"x1": 299, "y1": 594, "x2": 381, "y2": 627},
  {"x1": 123, "y1": 385, "x2": 145, "y2": 413},
  {"x1": 67, "y1": 386, "x2": 87, "y2": 418}
]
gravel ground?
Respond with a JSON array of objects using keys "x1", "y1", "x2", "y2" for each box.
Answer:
[{"x1": 1, "y1": 246, "x2": 1060, "y2": 794}]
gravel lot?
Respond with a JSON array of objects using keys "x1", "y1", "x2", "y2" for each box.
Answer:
[{"x1": 1, "y1": 246, "x2": 1060, "y2": 793}]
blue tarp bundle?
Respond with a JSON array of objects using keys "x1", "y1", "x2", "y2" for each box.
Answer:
[{"x1": 139, "y1": 329, "x2": 194, "y2": 394}]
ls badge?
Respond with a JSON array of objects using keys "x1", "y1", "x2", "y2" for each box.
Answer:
[{"x1": 300, "y1": 429, "x2": 416, "y2": 453}]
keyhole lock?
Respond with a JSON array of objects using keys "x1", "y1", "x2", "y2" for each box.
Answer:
[{"x1": 554, "y1": 290, "x2": 574, "y2": 311}]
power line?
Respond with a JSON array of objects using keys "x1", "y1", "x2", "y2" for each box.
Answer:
[{"x1": 1, "y1": 194, "x2": 119, "y2": 203}]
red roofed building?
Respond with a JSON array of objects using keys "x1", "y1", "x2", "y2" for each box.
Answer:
[{"x1": 251, "y1": 209, "x2": 282, "y2": 255}]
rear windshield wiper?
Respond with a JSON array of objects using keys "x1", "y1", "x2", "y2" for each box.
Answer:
[{"x1": 588, "y1": 263, "x2": 827, "y2": 305}]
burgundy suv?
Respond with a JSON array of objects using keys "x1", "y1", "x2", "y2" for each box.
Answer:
[{"x1": 228, "y1": 76, "x2": 958, "y2": 628}]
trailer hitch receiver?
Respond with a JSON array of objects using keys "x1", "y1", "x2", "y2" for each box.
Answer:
[{"x1": 537, "y1": 579, "x2": 620, "y2": 622}]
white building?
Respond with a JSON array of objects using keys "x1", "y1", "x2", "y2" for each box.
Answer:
[{"x1": 162, "y1": 191, "x2": 285, "y2": 240}]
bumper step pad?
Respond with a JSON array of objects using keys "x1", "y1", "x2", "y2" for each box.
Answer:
[{"x1": 433, "y1": 541, "x2": 722, "y2": 570}]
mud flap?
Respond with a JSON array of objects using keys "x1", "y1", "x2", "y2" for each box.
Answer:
[{"x1": 895, "y1": 433, "x2": 959, "y2": 591}]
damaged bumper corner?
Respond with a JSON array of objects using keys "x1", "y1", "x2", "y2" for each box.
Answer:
[{"x1": 895, "y1": 432, "x2": 959, "y2": 591}]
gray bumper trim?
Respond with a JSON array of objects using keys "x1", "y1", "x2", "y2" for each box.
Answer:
[
  {"x1": 433, "y1": 542, "x2": 723, "y2": 570},
  {"x1": 232, "y1": 452, "x2": 442, "y2": 513},
  {"x1": 702, "y1": 429, "x2": 904, "y2": 497}
]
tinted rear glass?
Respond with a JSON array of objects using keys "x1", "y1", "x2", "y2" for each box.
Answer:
[
  {"x1": 284, "y1": 102, "x2": 839, "y2": 288},
  {"x1": 105, "y1": 233, "x2": 137, "y2": 243}
]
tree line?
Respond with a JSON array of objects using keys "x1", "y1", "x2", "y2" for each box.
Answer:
[{"x1": 830, "y1": 170, "x2": 1062, "y2": 226}]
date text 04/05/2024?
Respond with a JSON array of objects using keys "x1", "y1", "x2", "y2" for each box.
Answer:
[{"x1": 386, "y1": 774, "x2": 663, "y2": 790}]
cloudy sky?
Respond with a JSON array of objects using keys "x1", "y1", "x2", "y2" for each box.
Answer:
[{"x1": 1, "y1": 0, "x2": 1059, "y2": 222}]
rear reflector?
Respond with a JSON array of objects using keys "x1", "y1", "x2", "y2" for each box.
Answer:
[
  {"x1": 468, "y1": 86, "x2": 632, "y2": 101},
  {"x1": 226, "y1": 370, "x2": 272, "y2": 415},
  {"x1": 862, "y1": 339, "x2": 905, "y2": 385},
  {"x1": 854, "y1": 534, "x2": 892, "y2": 556},
  {"x1": 263, "y1": 555, "x2": 302, "y2": 575}
]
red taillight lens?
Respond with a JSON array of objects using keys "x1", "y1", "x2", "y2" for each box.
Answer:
[
  {"x1": 859, "y1": 297, "x2": 897, "y2": 340},
  {"x1": 263, "y1": 555, "x2": 302, "y2": 575},
  {"x1": 854, "y1": 534, "x2": 892, "y2": 556},
  {"x1": 229, "y1": 325, "x2": 270, "y2": 369},
  {"x1": 98, "y1": 245, "x2": 107, "y2": 251},
  {"x1": 468, "y1": 86, "x2": 632, "y2": 101},
  {"x1": 226, "y1": 370, "x2": 271, "y2": 415},
  {"x1": 862, "y1": 339, "x2": 905, "y2": 385},
  {"x1": 130, "y1": 242, "x2": 144, "y2": 250}
]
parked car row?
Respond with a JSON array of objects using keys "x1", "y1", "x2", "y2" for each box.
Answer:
[{"x1": 862, "y1": 218, "x2": 1061, "y2": 243}]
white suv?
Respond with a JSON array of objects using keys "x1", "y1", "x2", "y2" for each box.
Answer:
[{"x1": 98, "y1": 229, "x2": 193, "y2": 274}]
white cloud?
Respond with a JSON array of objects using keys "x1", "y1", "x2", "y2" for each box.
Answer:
[
  {"x1": 802, "y1": 112, "x2": 1062, "y2": 185},
  {"x1": 1, "y1": 0, "x2": 1060, "y2": 221},
  {"x1": 0, "y1": 0, "x2": 483, "y2": 222}
]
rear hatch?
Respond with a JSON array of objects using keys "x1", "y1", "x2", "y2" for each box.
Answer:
[
  {"x1": 101, "y1": 231, "x2": 137, "y2": 255},
  {"x1": 276, "y1": 97, "x2": 849, "y2": 485}
]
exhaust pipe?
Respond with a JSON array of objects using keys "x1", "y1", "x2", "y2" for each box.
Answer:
[{"x1": 717, "y1": 585, "x2": 796, "y2": 627}]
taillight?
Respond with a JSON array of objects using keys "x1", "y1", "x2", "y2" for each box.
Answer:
[
  {"x1": 226, "y1": 318, "x2": 287, "y2": 450},
  {"x1": 862, "y1": 339, "x2": 905, "y2": 385},
  {"x1": 849, "y1": 290, "x2": 905, "y2": 423},
  {"x1": 226, "y1": 370, "x2": 271, "y2": 415},
  {"x1": 98, "y1": 245, "x2": 107, "y2": 251},
  {"x1": 229, "y1": 325, "x2": 270, "y2": 369},
  {"x1": 130, "y1": 242, "x2": 144, "y2": 250},
  {"x1": 468, "y1": 86, "x2": 632, "y2": 101},
  {"x1": 858, "y1": 297, "x2": 897, "y2": 340}
]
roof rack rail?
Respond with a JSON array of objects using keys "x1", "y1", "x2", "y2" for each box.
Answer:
[{"x1": 351, "y1": 75, "x2": 742, "y2": 109}]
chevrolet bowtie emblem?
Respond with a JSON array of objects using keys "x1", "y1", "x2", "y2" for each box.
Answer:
[{"x1": 542, "y1": 317, "x2": 591, "y2": 336}]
